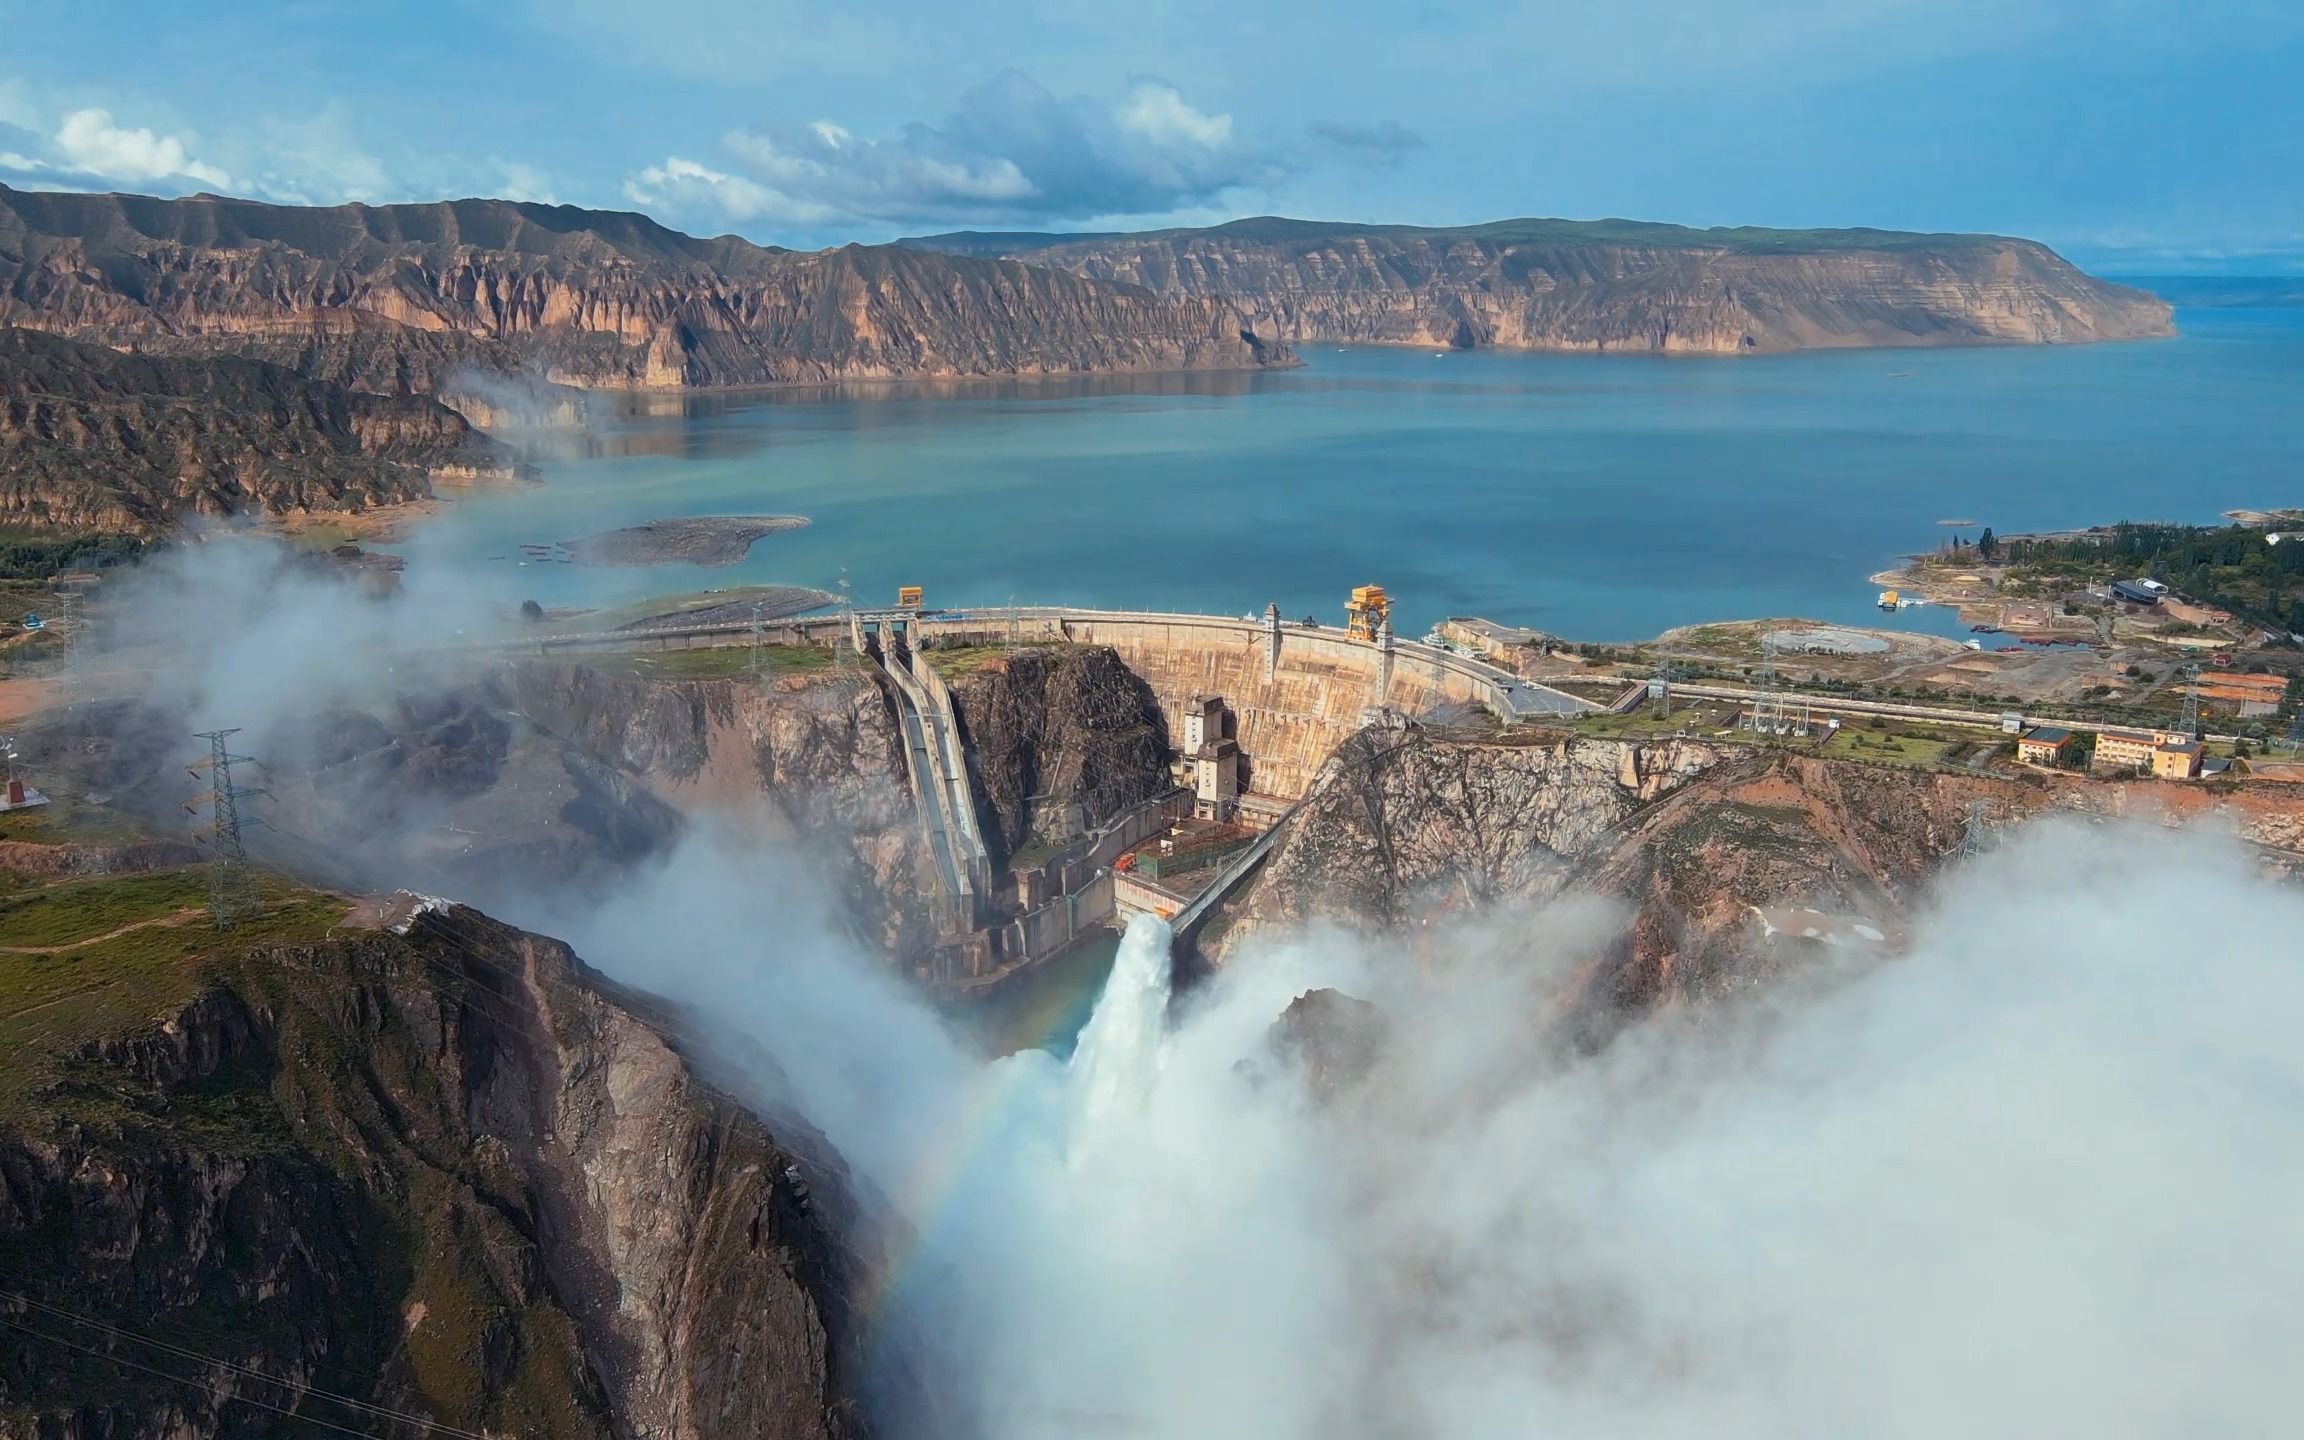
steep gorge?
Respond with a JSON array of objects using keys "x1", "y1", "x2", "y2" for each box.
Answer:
[
  {"x1": 904, "y1": 217, "x2": 2173, "y2": 354},
  {"x1": 0, "y1": 904, "x2": 905, "y2": 1438}
]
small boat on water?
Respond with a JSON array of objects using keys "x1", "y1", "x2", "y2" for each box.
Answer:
[{"x1": 1970, "y1": 624, "x2": 2001, "y2": 634}]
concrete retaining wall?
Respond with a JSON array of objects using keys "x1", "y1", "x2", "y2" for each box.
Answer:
[{"x1": 1115, "y1": 871, "x2": 1189, "y2": 921}]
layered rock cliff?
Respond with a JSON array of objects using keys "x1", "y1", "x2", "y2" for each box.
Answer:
[
  {"x1": 904, "y1": 215, "x2": 2173, "y2": 353},
  {"x1": 0, "y1": 903, "x2": 895, "y2": 1438},
  {"x1": 1237, "y1": 728, "x2": 2300, "y2": 1011},
  {"x1": 0, "y1": 327, "x2": 499, "y2": 533},
  {"x1": 0, "y1": 185, "x2": 1291, "y2": 398}
]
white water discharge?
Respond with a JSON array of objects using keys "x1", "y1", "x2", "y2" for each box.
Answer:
[
  {"x1": 1061, "y1": 915, "x2": 1173, "y2": 1156},
  {"x1": 574, "y1": 820, "x2": 2304, "y2": 1440}
]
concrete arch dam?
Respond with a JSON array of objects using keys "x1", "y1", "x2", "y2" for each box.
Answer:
[{"x1": 906, "y1": 607, "x2": 1594, "y2": 806}]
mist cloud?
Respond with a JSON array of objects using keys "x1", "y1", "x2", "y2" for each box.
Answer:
[
  {"x1": 49, "y1": 534, "x2": 2304, "y2": 1437},
  {"x1": 559, "y1": 817, "x2": 2304, "y2": 1438}
]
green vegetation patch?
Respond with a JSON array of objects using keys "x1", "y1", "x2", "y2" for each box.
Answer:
[
  {"x1": 0, "y1": 788, "x2": 159, "y2": 847},
  {"x1": 0, "y1": 872, "x2": 340, "y2": 1118},
  {"x1": 1819, "y1": 725, "x2": 1963, "y2": 769},
  {"x1": 0, "y1": 869, "x2": 211, "y2": 947},
  {"x1": 0, "y1": 532, "x2": 148, "y2": 581},
  {"x1": 921, "y1": 640, "x2": 1080, "y2": 679},
  {"x1": 1569, "y1": 705, "x2": 1735, "y2": 739},
  {"x1": 2002, "y1": 522, "x2": 2304, "y2": 632},
  {"x1": 1184, "y1": 215, "x2": 2013, "y2": 254}
]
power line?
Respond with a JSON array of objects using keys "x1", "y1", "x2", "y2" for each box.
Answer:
[
  {"x1": 0, "y1": 1289, "x2": 502, "y2": 1440},
  {"x1": 0, "y1": 1313, "x2": 391, "y2": 1440}
]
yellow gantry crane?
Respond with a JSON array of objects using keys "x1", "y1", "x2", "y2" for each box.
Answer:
[{"x1": 1346, "y1": 584, "x2": 1391, "y2": 641}]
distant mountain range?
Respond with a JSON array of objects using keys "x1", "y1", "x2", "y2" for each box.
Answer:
[
  {"x1": 0, "y1": 183, "x2": 1289, "y2": 400},
  {"x1": 900, "y1": 216, "x2": 2175, "y2": 354},
  {"x1": 0, "y1": 186, "x2": 2178, "y2": 533}
]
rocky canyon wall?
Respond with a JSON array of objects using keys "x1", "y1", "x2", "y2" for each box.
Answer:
[
  {"x1": 908, "y1": 218, "x2": 2173, "y2": 353},
  {"x1": 0, "y1": 327, "x2": 500, "y2": 533},
  {"x1": 1239, "y1": 729, "x2": 2304, "y2": 1011},
  {"x1": 0, "y1": 184, "x2": 1291, "y2": 400}
]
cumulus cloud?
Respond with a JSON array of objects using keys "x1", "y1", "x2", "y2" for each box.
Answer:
[
  {"x1": 622, "y1": 155, "x2": 795, "y2": 225},
  {"x1": 0, "y1": 84, "x2": 554, "y2": 213},
  {"x1": 492, "y1": 160, "x2": 560, "y2": 205},
  {"x1": 1311, "y1": 118, "x2": 1427, "y2": 166},
  {"x1": 0, "y1": 103, "x2": 233, "y2": 195},
  {"x1": 53, "y1": 107, "x2": 231, "y2": 188},
  {"x1": 625, "y1": 71, "x2": 1282, "y2": 232}
]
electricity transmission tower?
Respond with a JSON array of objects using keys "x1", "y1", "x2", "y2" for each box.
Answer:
[
  {"x1": 747, "y1": 600, "x2": 766, "y2": 684},
  {"x1": 2177, "y1": 662, "x2": 2202, "y2": 738},
  {"x1": 1650, "y1": 659, "x2": 1677, "y2": 719},
  {"x1": 835, "y1": 568, "x2": 853, "y2": 672},
  {"x1": 188, "y1": 728, "x2": 266, "y2": 929},
  {"x1": 1745, "y1": 644, "x2": 1779, "y2": 736},
  {"x1": 1746, "y1": 637, "x2": 1809, "y2": 737},
  {"x1": 1959, "y1": 798, "x2": 1996, "y2": 857}
]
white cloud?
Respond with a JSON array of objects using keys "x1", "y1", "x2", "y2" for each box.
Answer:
[
  {"x1": 246, "y1": 110, "x2": 394, "y2": 205},
  {"x1": 622, "y1": 155, "x2": 797, "y2": 225},
  {"x1": 0, "y1": 78, "x2": 38, "y2": 132},
  {"x1": 493, "y1": 160, "x2": 559, "y2": 205},
  {"x1": 624, "y1": 70, "x2": 1280, "y2": 234},
  {"x1": 0, "y1": 87, "x2": 568, "y2": 214},
  {"x1": 53, "y1": 107, "x2": 230, "y2": 189},
  {"x1": 1114, "y1": 81, "x2": 1231, "y2": 148}
]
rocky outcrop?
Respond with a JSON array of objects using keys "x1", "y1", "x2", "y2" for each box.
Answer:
[
  {"x1": 905, "y1": 216, "x2": 2173, "y2": 353},
  {"x1": 489, "y1": 662, "x2": 947, "y2": 958},
  {"x1": 0, "y1": 327, "x2": 498, "y2": 533},
  {"x1": 0, "y1": 185, "x2": 1292, "y2": 399},
  {"x1": 1264, "y1": 988, "x2": 1391, "y2": 1100},
  {"x1": 1237, "y1": 728, "x2": 2302, "y2": 1012},
  {"x1": 0, "y1": 905, "x2": 897, "y2": 1438},
  {"x1": 1243, "y1": 729, "x2": 1727, "y2": 932},
  {"x1": 941, "y1": 644, "x2": 1172, "y2": 866}
]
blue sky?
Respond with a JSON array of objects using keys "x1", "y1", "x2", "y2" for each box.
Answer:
[{"x1": 1, "y1": 0, "x2": 2298, "y2": 270}]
